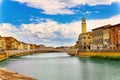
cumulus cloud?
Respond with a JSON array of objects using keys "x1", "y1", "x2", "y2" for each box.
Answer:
[
  {"x1": 87, "y1": 14, "x2": 120, "y2": 31},
  {"x1": 12, "y1": 0, "x2": 120, "y2": 15},
  {"x1": 0, "y1": 24, "x2": 19, "y2": 37},
  {"x1": 0, "y1": 14, "x2": 120, "y2": 46}
]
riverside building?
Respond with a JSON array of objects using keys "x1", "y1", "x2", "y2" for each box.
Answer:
[
  {"x1": 0, "y1": 36, "x2": 6, "y2": 51},
  {"x1": 76, "y1": 18, "x2": 120, "y2": 51},
  {"x1": 103, "y1": 25, "x2": 112, "y2": 50},
  {"x1": 77, "y1": 18, "x2": 93, "y2": 51},
  {"x1": 78, "y1": 32, "x2": 93, "y2": 50},
  {"x1": 92, "y1": 26, "x2": 103, "y2": 50},
  {"x1": 92, "y1": 25, "x2": 111, "y2": 50},
  {"x1": 109, "y1": 23, "x2": 120, "y2": 50}
]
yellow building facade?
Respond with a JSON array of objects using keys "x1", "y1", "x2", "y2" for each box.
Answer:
[
  {"x1": 0, "y1": 36, "x2": 38, "y2": 51},
  {"x1": 78, "y1": 32, "x2": 93, "y2": 50},
  {"x1": 30, "y1": 44, "x2": 36, "y2": 49},
  {"x1": 23, "y1": 43, "x2": 28, "y2": 50},
  {"x1": 0, "y1": 36, "x2": 6, "y2": 51},
  {"x1": 5, "y1": 37, "x2": 21, "y2": 50},
  {"x1": 5, "y1": 37, "x2": 14, "y2": 50},
  {"x1": 12, "y1": 39, "x2": 19, "y2": 50}
]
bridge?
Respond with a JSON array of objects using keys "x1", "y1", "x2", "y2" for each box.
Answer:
[{"x1": 5, "y1": 49, "x2": 77, "y2": 58}]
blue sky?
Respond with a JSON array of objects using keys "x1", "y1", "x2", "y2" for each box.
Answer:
[{"x1": 0, "y1": 0, "x2": 120, "y2": 47}]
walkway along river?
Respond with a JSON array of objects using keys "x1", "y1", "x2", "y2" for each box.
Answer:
[{"x1": 0, "y1": 52, "x2": 120, "y2": 80}]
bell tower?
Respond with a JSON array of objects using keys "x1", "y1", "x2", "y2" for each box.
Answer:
[{"x1": 81, "y1": 18, "x2": 86, "y2": 33}]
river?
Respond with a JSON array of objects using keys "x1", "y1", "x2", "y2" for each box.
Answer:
[{"x1": 0, "y1": 52, "x2": 120, "y2": 80}]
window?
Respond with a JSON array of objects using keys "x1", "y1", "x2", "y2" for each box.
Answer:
[
  {"x1": 84, "y1": 36, "x2": 86, "y2": 39},
  {"x1": 88, "y1": 46, "x2": 90, "y2": 49},
  {"x1": 84, "y1": 42, "x2": 86, "y2": 45},
  {"x1": 112, "y1": 29, "x2": 114, "y2": 32},
  {"x1": 84, "y1": 46, "x2": 86, "y2": 49}
]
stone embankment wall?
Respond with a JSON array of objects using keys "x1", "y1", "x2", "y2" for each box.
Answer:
[{"x1": 77, "y1": 51, "x2": 120, "y2": 58}]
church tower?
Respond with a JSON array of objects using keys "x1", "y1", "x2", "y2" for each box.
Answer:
[{"x1": 81, "y1": 18, "x2": 86, "y2": 33}]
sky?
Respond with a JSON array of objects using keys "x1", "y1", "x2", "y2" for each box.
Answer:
[{"x1": 0, "y1": 0, "x2": 120, "y2": 47}]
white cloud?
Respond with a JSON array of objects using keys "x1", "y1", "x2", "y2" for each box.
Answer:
[
  {"x1": 95, "y1": 11, "x2": 100, "y2": 13},
  {"x1": 72, "y1": 0, "x2": 120, "y2": 6},
  {"x1": 12, "y1": 0, "x2": 75, "y2": 15},
  {"x1": 87, "y1": 14, "x2": 120, "y2": 31},
  {"x1": 0, "y1": 14, "x2": 120, "y2": 46},
  {"x1": 86, "y1": 11, "x2": 92, "y2": 14},
  {"x1": 12, "y1": 0, "x2": 120, "y2": 15},
  {"x1": 0, "y1": 24, "x2": 18, "y2": 37},
  {"x1": 82, "y1": 11, "x2": 92, "y2": 14}
]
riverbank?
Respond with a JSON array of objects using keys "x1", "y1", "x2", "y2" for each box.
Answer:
[
  {"x1": 77, "y1": 51, "x2": 120, "y2": 60},
  {"x1": 0, "y1": 53, "x2": 8, "y2": 62},
  {"x1": 0, "y1": 68, "x2": 35, "y2": 80}
]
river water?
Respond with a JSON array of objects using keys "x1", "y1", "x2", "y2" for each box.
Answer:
[{"x1": 0, "y1": 52, "x2": 120, "y2": 80}]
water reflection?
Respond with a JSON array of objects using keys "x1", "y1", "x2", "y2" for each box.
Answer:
[
  {"x1": 0, "y1": 53, "x2": 120, "y2": 80},
  {"x1": 20, "y1": 52, "x2": 70, "y2": 59},
  {"x1": 78, "y1": 58, "x2": 120, "y2": 80}
]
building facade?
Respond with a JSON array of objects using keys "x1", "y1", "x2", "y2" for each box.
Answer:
[
  {"x1": 30, "y1": 44, "x2": 36, "y2": 49},
  {"x1": 5, "y1": 37, "x2": 14, "y2": 50},
  {"x1": 18, "y1": 42, "x2": 25, "y2": 50},
  {"x1": 92, "y1": 27, "x2": 104, "y2": 50},
  {"x1": 117, "y1": 24, "x2": 120, "y2": 49},
  {"x1": 12, "y1": 39, "x2": 19, "y2": 50},
  {"x1": 103, "y1": 25, "x2": 111, "y2": 50},
  {"x1": 78, "y1": 32, "x2": 93, "y2": 50},
  {"x1": 109, "y1": 23, "x2": 120, "y2": 50},
  {"x1": 5, "y1": 37, "x2": 20, "y2": 50},
  {"x1": 109, "y1": 25, "x2": 117, "y2": 50},
  {"x1": 0, "y1": 36, "x2": 6, "y2": 51},
  {"x1": 0, "y1": 35, "x2": 39, "y2": 51}
]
